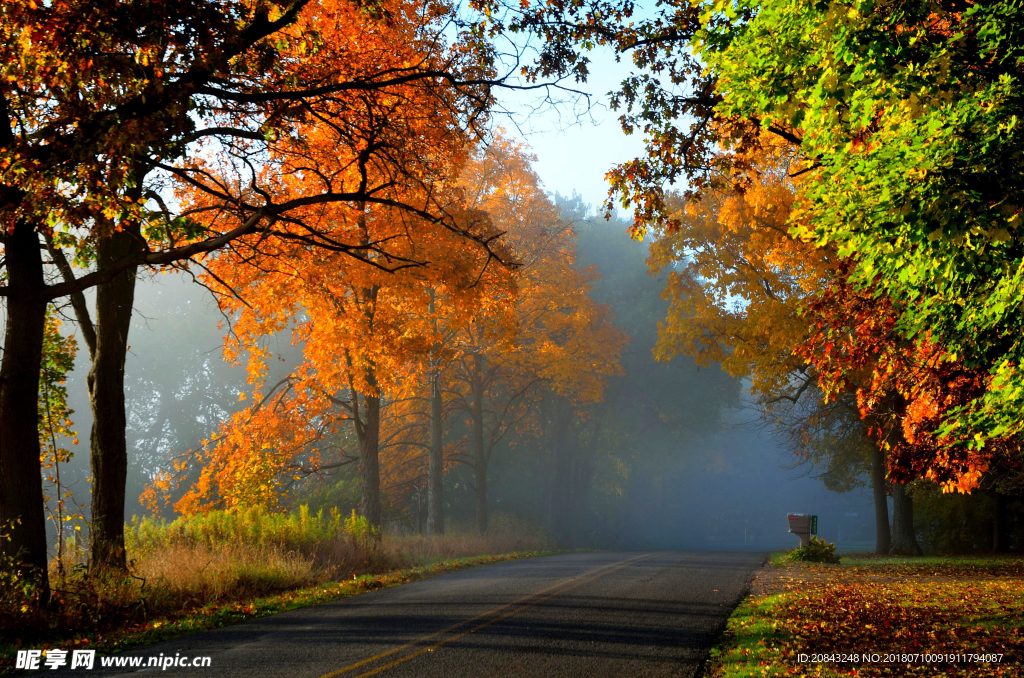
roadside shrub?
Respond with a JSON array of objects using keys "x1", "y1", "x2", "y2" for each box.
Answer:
[
  {"x1": 126, "y1": 504, "x2": 344, "y2": 554},
  {"x1": 788, "y1": 537, "x2": 841, "y2": 564},
  {"x1": 0, "y1": 521, "x2": 48, "y2": 636},
  {"x1": 343, "y1": 509, "x2": 378, "y2": 544}
]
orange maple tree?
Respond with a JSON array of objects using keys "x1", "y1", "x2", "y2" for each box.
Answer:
[
  {"x1": 151, "y1": 135, "x2": 625, "y2": 536},
  {"x1": 165, "y1": 199, "x2": 497, "y2": 525}
]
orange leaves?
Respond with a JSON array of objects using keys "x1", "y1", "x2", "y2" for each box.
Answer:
[
  {"x1": 448, "y1": 137, "x2": 626, "y2": 433},
  {"x1": 799, "y1": 273, "x2": 1013, "y2": 493},
  {"x1": 162, "y1": 131, "x2": 626, "y2": 515},
  {"x1": 648, "y1": 133, "x2": 827, "y2": 401},
  {"x1": 646, "y1": 127, "x2": 1016, "y2": 493},
  {"x1": 172, "y1": 132, "x2": 503, "y2": 512},
  {"x1": 768, "y1": 571, "x2": 1024, "y2": 676}
]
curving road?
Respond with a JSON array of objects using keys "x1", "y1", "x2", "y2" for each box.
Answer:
[{"x1": 80, "y1": 551, "x2": 765, "y2": 678}]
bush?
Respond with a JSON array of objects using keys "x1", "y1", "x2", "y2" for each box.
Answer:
[
  {"x1": 126, "y1": 504, "x2": 344, "y2": 554},
  {"x1": 787, "y1": 537, "x2": 841, "y2": 564}
]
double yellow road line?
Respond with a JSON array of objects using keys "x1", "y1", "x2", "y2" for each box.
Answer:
[{"x1": 317, "y1": 553, "x2": 657, "y2": 678}]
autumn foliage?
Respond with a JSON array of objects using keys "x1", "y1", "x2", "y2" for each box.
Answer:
[
  {"x1": 647, "y1": 135, "x2": 829, "y2": 401},
  {"x1": 148, "y1": 135, "x2": 625, "y2": 534},
  {"x1": 800, "y1": 273, "x2": 1023, "y2": 494}
]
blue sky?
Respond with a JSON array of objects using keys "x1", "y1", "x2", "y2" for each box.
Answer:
[{"x1": 496, "y1": 47, "x2": 648, "y2": 212}]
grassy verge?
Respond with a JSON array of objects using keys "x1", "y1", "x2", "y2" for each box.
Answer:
[
  {"x1": 1, "y1": 507, "x2": 556, "y2": 672},
  {"x1": 706, "y1": 553, "x2": 1024, "y2": 677},
  {"x1": 2, "y1": 550, "x2": 550, "y2": 671}
]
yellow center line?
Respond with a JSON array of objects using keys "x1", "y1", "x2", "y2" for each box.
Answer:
[{"x1": 317, "y1": 553, "x2": 656, "y2": 678}]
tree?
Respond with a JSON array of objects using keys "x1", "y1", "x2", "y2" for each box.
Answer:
[
  {"x1": 695, "y1": 0, "x2": 1024, "y2": 451},
  {"x1": 427, "y1": 290, "x2": 446, "y2": 535},
  {"x1": 48, "y1": 200, "x2": 146, "y2": 573},
  {"x1": 446, "y1": 139, "x2": 627, "y2": 534},
  {"x1": 798, "y1": 271, "x2": 1024, "y2": 554},
  {"x1": 38, "y1": 310, "x2": 81, "y2": 573},
  {"x1": 646, "y1": 137, "x2": 828, "y2": 400},
  {"x1": 1, "y1": 0, "x2": 504, "y2": 586},
  {"x1": 174, "y1": 192, "x2": 497, "y2": 526},
  {"x1": 645, "y1": 137, "x2": 904, "y2": 552}
]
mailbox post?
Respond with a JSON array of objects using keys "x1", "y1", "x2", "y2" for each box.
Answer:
[{"x1": 787, "y1": 513, "x2": 817, "y2": 547}]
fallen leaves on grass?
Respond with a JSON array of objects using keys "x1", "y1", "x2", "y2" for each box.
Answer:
[{"x1": 711, "y1": 557, "x2": 1024, "y2": 678}]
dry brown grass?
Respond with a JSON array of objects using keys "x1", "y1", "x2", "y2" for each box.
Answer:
[
  {"x1": 1, "y1": 510, "x2": 550, "y2": 648},
  {"x1": 136, "y1": 543, "x2": 322, "y2": 608}
]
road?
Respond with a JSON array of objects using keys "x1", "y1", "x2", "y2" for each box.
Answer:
[{"x1": 80, "y1": 551, "x2": 765, "y2": 678}]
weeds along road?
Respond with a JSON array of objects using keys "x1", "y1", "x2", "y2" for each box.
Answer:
[{"x1": 82, "y1": 551, "x2": 766, "y2": 678}]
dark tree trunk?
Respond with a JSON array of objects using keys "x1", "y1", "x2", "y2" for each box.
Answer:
[
  {"x1": 993, "y1": 492, "x2": 1009, "y2": 553},
  {"x1": 358, "y1": 392, "x2": 382, "y2": 528},
  {"x1": 869, "y1": 445, "x2": 891, "y2": 554},
  {"x1": 889, "y1": 482, "x2": 922, "y2": 556},
  {"x1": 547, "y1": 397, "x2": 576, "y2": 544},
  {"x1": 0, "y1": 220, "x2": 50, "y2": 599},
  {"x1": 88, "y1": 226, "x2": 141, "y2": 572},
  {"x1": 416, "y1": 489, "x2": 426, "y2": 534},
  {"x1": 426, "y1": 367, "x2": 444, "y2": 536},
  {"x1": 471, "y1": 359, "x2": 487, "y2": 535},
  {"x1": 349, "y1": 278, "x2": 382, "y2": 530}
]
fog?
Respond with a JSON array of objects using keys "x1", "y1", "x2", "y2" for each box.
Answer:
[{"x1": 48, "y1": 198, "x2": 877, "y2": 553}]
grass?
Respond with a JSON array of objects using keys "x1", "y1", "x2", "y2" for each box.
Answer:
[
  {"x1": 0, "y1": 507, "x2": 554, "y2": 672},
  {"x1": 706, "y1": 551, "x2": 1024, "y2": 678}
]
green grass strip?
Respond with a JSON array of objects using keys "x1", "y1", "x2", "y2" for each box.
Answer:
[{"x1": 707, "y1": 592, "x2": 795, "y2": 678}]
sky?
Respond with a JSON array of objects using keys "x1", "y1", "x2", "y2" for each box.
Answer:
[{"x1": 495, "y1": 47, "x2": 648, "y2": 212}]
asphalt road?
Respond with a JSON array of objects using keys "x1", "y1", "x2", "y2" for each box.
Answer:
[{"x1": 77, "y1": 551, "x2": 766, "y2": 678}]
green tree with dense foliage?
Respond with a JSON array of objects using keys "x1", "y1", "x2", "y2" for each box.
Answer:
[{"x1": 695, "y1": 0, "x2": 1024, "y2": 448}]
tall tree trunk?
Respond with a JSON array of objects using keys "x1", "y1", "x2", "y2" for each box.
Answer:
[
  {"x1": 427, "y1": 366, "x2": 444, "y2": 536},
  {"x1": 471, "y1": 358, "x2": 487, "y2": 535},
  {"x1": 993, "y1": 491, "x2": 1009, "y2": 553},
  {"x1": 88, "y1": 226, "x2": 140, "y2": 572},
  {"x1": 889, "y1": 482, "x2": 922, "y2": 556},
  {"x1": 358, "y1": 392, "x2": 382, "y2": 528},
  {"x1": 869, "y1": 445, "x2": 891, "y2": 554},
  {"x1": 547, "y1": 397, "x2": 573, "y2": 543},
  {"x1": 426, "y1": 289, "x2": 444, "y2": 536},
  {"x1": 348, "y1": 276, "x2": 382, "y2": 530},
  {"x1": 0, "y1": 220, "x2": 50, "y2": 600}
]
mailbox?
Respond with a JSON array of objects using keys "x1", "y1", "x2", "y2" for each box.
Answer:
[{"x1": 787, "y1": 513, "x2": 817, "y2": 547}]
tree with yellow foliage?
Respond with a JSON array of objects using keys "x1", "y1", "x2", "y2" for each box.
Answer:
[
  {"x1": 446, "y1": 138, "x2": 627, "y2": 534},
  {"x1": 645, "y1": 136, "x2": 897, "y2": 550}
]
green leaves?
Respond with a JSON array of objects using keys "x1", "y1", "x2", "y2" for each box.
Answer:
[
  {"x1": 697, "y1": 0, "x2": 1024, "y2": 447},
  {"x1": 141, "y1": 214, "x2": 210, "y2": 247}
]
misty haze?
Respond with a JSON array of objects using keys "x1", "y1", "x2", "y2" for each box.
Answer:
[{"x1": 3, "y1": 2, "x2": 1022, "y2": 677}]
